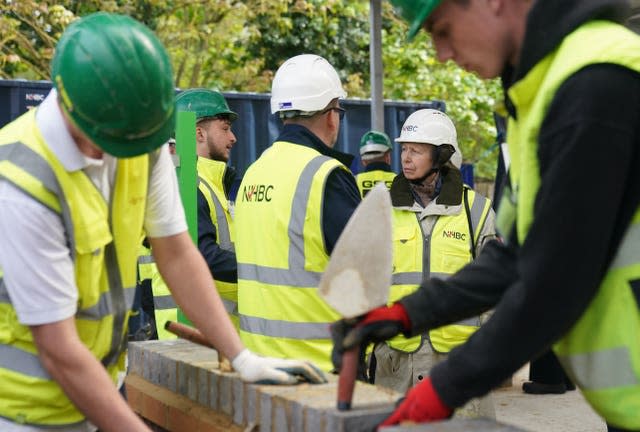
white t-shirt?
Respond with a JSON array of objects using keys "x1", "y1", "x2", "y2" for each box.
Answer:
[{"x1": 0, "y1": 89, "x2": 187, "y2": 326}]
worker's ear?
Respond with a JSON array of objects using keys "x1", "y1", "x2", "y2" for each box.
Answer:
[
  {"x1": 325, "y1": 108, "x2": 339, "y2": 132},
  {"x1": 487, "y1": 0, "x2": 504, "y2": 15},
  {"x1": 195, "y1": 124, "x2": 206, "y2": 143}
]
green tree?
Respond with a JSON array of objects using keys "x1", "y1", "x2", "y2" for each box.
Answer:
[{"x1": 0, "y1": 0, "x2": 502, "y2": 178}]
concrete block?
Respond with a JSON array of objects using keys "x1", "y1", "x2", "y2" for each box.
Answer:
[
  {"x1": 382, "y1": 418, "x2": 527, "y2": 431},
  {"x1": 232, "y1": 377, "x2": 245, "y2": 425},
  {"x1": 177, "y1": 360, "x2": 189, "y2": 398},
  {"x1": 219, "y1": 371, "x2": 234, "y2": 416},
  {"x1": 127, "y1": 342, "x2": 143, "y2": 376},
  {"x1": 207, "y1": 367, "x2": 220, "y2": 411}
]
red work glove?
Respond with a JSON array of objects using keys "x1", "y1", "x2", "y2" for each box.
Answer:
[
  {"x1": 331, "y1": 303, "x2": 411, "y2": 372},
  {"x1": 379, "y1": 377, "x2": 453, "y2": 428}
]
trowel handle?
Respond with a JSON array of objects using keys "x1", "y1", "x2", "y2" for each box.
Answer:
[{"x1": 337, "y1": 345, "x2": 360, "y2": 410}]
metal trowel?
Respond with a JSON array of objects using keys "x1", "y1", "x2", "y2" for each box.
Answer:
[{"x1": 318, "y1": 182, "x2": 392, "y2": 410}]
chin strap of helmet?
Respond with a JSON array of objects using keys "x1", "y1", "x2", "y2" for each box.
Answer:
[{"x1": 409, "y1": 144, "x2": 456, "y2": 185}]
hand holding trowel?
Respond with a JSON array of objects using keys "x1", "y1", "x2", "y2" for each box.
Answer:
[{"x1": 319, "y1": 183, "x2": 392, "y2": 410}]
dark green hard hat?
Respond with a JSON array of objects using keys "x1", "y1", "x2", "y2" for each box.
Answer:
[
  {"x1": 51, "y1": 12, "x2": 175, "y2": 158},
  {"x1": 389, "y1": 0, "x2": 443, "y2": 41},
  {"x1": 176, "y1": 88, "x2": 238, "y2": 122}
]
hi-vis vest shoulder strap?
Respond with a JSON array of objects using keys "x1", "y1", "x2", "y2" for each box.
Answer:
[
  {"x1": 235, "y1": 141, "x2": 349, "y2": 372},
  {"x1": 388, "y1": 188, "x2": 491, "y2": 353},
  {"x1": 0, "y1": 110, "x2": 147, "y2": 426},
  {"x1": 504, "y1": 21, "x2": 640, "y2": 429},
  {"x1": 197, "y1": 157, "x2": 238, "y2": 328},
  {"x1": 356, "y1": 169, "x2": 396, "y2": 198}
]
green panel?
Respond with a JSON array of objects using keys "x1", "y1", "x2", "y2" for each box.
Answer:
[{"x1": 175, "y1": 110, "x2": 197, "y2": 325}]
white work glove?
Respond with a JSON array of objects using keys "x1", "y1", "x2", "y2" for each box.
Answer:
[{"x1": 231, "y1": 349, "x2": 327, "y2": 385}]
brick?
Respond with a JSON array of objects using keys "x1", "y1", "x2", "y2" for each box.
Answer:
[
  {"x1": 177, "y1": 360, "x2": 189, "y2": 398},
  {"x1": 207, "y1": 368, "x2": 220, "y2": 411},
  {"x1": 232, "y1": 376, "x2": 245, "y2": 425},
  {"x1": 218, "y1": 372, "x2": 234, "y2": 416},
  {"x1": 197, "y1": 366, "x2": 210, "y2": 406}
]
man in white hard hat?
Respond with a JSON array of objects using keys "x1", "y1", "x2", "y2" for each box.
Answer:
[
  {"x1": 355, "y1": 130, "x2": 396, "y2": 198},
  {"x1": 234, "y1": 54, "x2": 361, "y2": 372},
  {"x1": 372, "y1": 108, "x2": 496, "y2": 417},
  {"x1": 332, "y1": 0, "x2": 640, "y2": 430}
]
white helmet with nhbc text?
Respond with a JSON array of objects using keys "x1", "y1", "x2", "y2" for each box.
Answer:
[
  {"x1": 270, "y1": 54, "x2": 347, "y2": 115},
  {"x1": 395, "y1": 109, "x2": 462, "y2": 168}
]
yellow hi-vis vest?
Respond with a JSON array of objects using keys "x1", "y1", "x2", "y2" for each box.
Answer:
[
  {"x1": 0, "y1": 110, "x2": 147, "y2": 426},
  {"x1": 500, "y1": 21, "x2": 640, "y2": 429},
  {"x1": 136, "y1": 245, "x2": 177, "y2": 340},
  {"x1": 197, "y1": 157, "x2": 238, "y2": 329},
  {"x1": 388, "y1": 188, "x2": 491, "y2": 353},
  {"x1": 235, "y1": 141, "x2": 349, "y2": 372},
  {"x1": 356, "y1": 169, "x2": 396, "y2": 198}
]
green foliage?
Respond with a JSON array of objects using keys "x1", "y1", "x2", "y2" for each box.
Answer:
[{"x1": 0, "y1": 0, "x2": 502, "y2": 178}]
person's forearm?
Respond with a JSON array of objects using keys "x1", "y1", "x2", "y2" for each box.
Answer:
[
  {"x1": 150, "y1": 232, "x2": 243, "y2": 360},
  {"x1": 401, "y1": 239, "x2": 516, "y2": 334},
  {"x1": 31, "y1": 320, "x2": 149, "y2": 432}
]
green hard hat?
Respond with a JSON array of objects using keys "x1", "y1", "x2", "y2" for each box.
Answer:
[
  {"x1": 389, "y1": 0, "x2": 443, "y2": 41},
  {"x1": 176, "y1": 88, "x2": 238, "y2": 122},
  {"x1": 360, "y1": 130, "x2": 392, "y2": 159},
  {"x1": 51, "y1": 12, "x2": 175, "y2": 158}
]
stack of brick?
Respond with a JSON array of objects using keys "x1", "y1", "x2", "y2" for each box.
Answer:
[{"x1": 125, "y1": 339, "x2": 525, "y2": 432}]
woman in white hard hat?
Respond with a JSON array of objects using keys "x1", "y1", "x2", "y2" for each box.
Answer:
[{"x1": 372, "y1": 108, "x2": 496, "y2": 417}]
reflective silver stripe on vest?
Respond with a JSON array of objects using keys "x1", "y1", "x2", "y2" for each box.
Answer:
[
  {"x1": 0, "y1": 345, "x2": 50, "y2": 379},
  {"x1": 222, "y1": 298, "x2": 238, "y2": 315},
  {"x1": 199, "y1": 177, "x2": 234, "y2": 252},
  {"x1": 0, "y1": 142, "x2": 135, "y2": 369},
  {"x1": 558, "y1": 347, "x2": 639, "y2": 390},
  {"x1": 456, "y1": 316, "x2": 481, "y2": 326},
  {"x1": 153, "y1": 294, "x2": 177, "y2": 311},
  {"x1": 238, "y1": 264, "x2": 321, "y2": 287},
  {"x1": 101, "y1": 238, "x2": 130, "y2": 368},
  {"x1": 240, "y1": 315, "x2": 331, "y2": 339},
  {"x1": 76, "y1": 285, "x2": 137, "y2": 320},
  {"x1": 609, "y1": 223, "x2": 640, "y2": 270},
  {"x1": 429, "y1": 272, "x2": 451, "y2": 281},
  {"x1": 468, "y1": 192, "x2": 488, "y2": 241},
  {"x1": 0, "y1": 277, "x2": 9, "y2": 304},
  {"x1": 239, "y1": 155, "x2": 335, "y2": 338},
  {"x1": 138, "y1": 255, "x2": 155, "y2": 265},
  {"x1": 238, "y1": 154, "x2": 330, "y2": 288},
  {"x1": 392, "y1": 272, "x2": 423, "y2": 285},
  {"x1": 0, "y1": 142, "x2": 76, "y2": 260}
]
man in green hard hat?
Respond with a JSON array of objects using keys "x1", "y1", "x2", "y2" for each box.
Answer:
[
  {"x1": 332, "y1": 0, "x2": 640, "y2": 430},
  {"x1": 355, "y1": 130, "x2": 396, "y2": 198},
  {"x1": 0, "y1": 12, "x2": 325, "y2": 432},
  {"x1": 177, "y1": 89, "x2": 241, "y2": 329}
]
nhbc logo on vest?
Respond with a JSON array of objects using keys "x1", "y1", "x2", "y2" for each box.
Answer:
[
  {"x1": 242, "y1": 184, "x2": 274, "y2": 202},
  {"x1": 442, "y1": 230, "x2": 466, "y2": 241}
]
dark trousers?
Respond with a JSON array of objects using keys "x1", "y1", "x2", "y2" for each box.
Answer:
[{"x1": 529, "y1": 349, "x2": 573, "y2": 386}]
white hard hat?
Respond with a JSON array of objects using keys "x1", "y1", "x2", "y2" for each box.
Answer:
[
  {"x1": 270, "y1": 54, "x2": 347, "y2": 115},
  {"x1": 396, "y1": 109, "x2": 462, "y2": 168}
]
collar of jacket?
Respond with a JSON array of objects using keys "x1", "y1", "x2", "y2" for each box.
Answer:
[
  {"x1": 277, "y1": 123, "x2": 355, "y2": 168},
  {"x1": 502, "y1": 0, "x2": 629, "y2": 116},
  {"x1": 390, "y1": 163, "x2": 463, "y2": 208},
  {"x1": 363, "y1": 161, "x2": 393, "y2": 173},
  {"x1": 197, "y1": 157, "x2": 236, "y2": 198}
]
